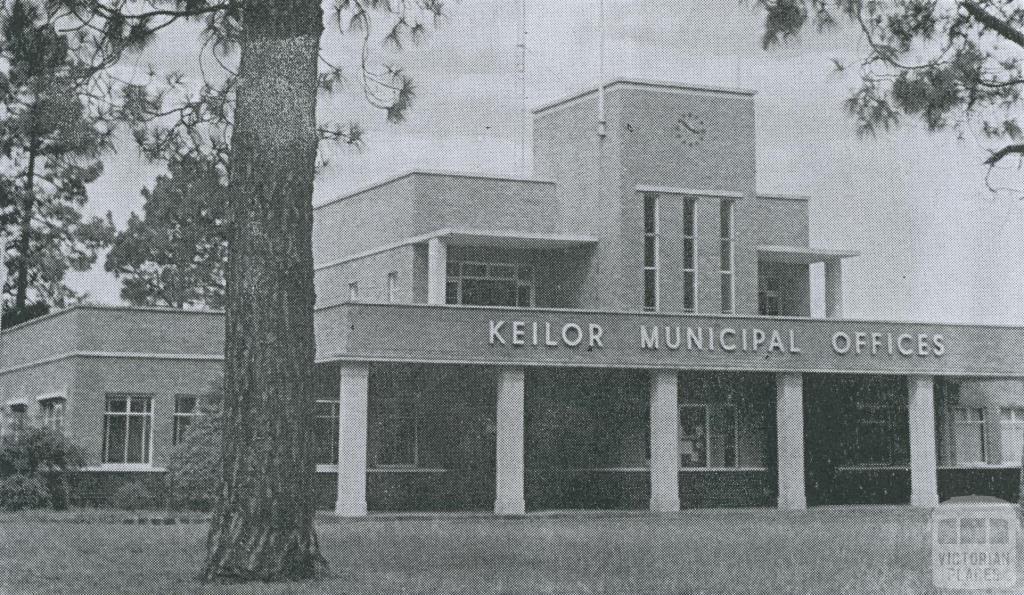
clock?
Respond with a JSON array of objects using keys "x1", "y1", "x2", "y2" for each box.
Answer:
[{"x1": 674, "y1": 112, "x2": 706, "y2": 146}]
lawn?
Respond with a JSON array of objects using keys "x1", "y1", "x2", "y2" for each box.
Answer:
[{"x1": 0, "y1": 506, "x2": 949, "y2": 594}]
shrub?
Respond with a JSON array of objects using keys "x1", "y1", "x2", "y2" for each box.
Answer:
[
  {"x1": 0, "y1": 474, "x2": 51, "y2": 511},
  {"x1": 0, "y1": 428, "x2": 86, "y2": 509},
  {"x1": 110, "y1": 481, "x2": 155, "y2": 511},
  {"x1": 168, "y1": 405, "x2": 222, "y2": 511}
]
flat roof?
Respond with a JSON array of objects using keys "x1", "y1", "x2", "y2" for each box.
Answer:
[
  {"x1": 757, "y1": 245, "x2": 860, "y2": 265},
  {"x1": 533, "y1": 78, "x2": 757, "y2": 115},
  {"x1": 439, "y1": 229, "x2": 598, "y2": 249},
  {"x1": 314, "y1": 170, "x2": 556, "y2": 212}
]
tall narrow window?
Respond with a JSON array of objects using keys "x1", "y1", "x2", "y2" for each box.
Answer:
[
  {"x1": 40, "y1": 397, "x2": 65, "y2": 432},
  {"x1": 348, "y1": 281, "x2": 359, "y2": 302},
  {"x1": 102, "y1": 394, "x2": 153, "y2": 465},
  {"x1": 682, "y1": 198, "x2": 697, "y2": 312},
  {"x1": 314, "y1": 400, "x2": 340, "y2": 465},
  {"x1": 679, "y1": 405, "x2": 708, "y2": 467},
  {"x1": 1000, "y1": 408, "x2": 1024, "y2": 466},
  {"x1": 720, "y1": 200, "x2": 735, "y2": 313},
  {"x1": 643, "y1": 194, "x2": 659, "y2": 311},
  {"x1": 386, "y1": 272, "x2": 398, "y2": 303},
  {"x1": 172, "y1": 395, "x2": 200, "y2": 445},
  {"x1": 6, "y1": 403, "x2": 27, "y2": 438},
  {"x1": 949, "y1": 407, "x2": 986, "y2": 464}
]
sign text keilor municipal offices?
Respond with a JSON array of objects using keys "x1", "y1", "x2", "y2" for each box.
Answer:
[{"x1": 487, "y1": 320, "x2": 946, "y2": 357}]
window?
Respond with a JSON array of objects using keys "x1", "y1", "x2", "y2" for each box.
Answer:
[
  {"x1": 371, "y1": 396, "x2": 418, "y2": 467},
  {"x1": 5, "y1": 403, "x2": 27, "y2": 438},
  {"x1": 172, "y1": 396, "x2": 200, "y2": 445},
  {"x1": 679, "y1": 405, "x2": 707, "y2": 467},
  {"x1": 758, "y1": 273, "x2": 780, "y2": 316},
  {"x1": 949, "y1": 407, "x2": 986, "y2": 464},
  {"x1": 644, "y1": 193, "x2": 659, "y2": 311},
  {"x1": 445, "y1": 260, "x2": 534, "y2": 307},
  {"x1": 682, "y1": 198, "x2": 696, "y2": 312},
  {"x1": 102, "y1": 394, "x2": 153, "y2": 465},
  {"x1": 720, "y1": 200, "x2": 735, "y2": 313},
  {"x1": 1000, "y1": 408, "x2": 1024, "y2": 466},
  {"x1": 386, "y1": 272, "x2": 398, "y2": 303},
  {"x1": 348, "y1": 282, "x2": 359, "y2": 302},
  {"x1": 850, "y1": 404, "x2": 909, "y2": 466},
  {"x1": 40, "y1": 398, "x2": 65, "y2": 432},
  {"x1": 314, "y1": 400, "x2": 340, "y2": 465}
]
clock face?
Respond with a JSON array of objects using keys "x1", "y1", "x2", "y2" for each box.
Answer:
[{"x1": 674, "y1": 112, "x2": 706, "y2": 146}]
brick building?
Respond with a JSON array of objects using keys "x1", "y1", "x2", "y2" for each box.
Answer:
[{"x1": 2, "y1": 80, "x2": 1023, "y2": 512}]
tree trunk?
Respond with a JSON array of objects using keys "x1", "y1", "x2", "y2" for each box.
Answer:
[
  {"x1": 203, "y1": 0, "x2": 325, "y2": 582},
  {"x1": 14, "y1": 141, "x2": 36, "y2": 310}
]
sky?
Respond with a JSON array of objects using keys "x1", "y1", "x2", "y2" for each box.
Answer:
[{"x1": 69, "y1": 0, "x2": 1024, "y2": 326}]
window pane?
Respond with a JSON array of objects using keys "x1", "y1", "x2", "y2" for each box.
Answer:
[
  {"x1": 644, "y1": 235, "x2": 656, "y2": 266},
  {"x1": 461, "y1": 263, "x2": 487, "y2": 277},
  {"x1": 721, "y1": 273, "x2": 733, "y2": 313},
  {"x1": 683, "y1": 200, "x2": 695, "y2": 236},
  {"x1": 445, "y1": 280, "x2": 459, "y2": 304},
  {"x1": 720, "y1": 201, "x2": 732, "y2": 238},
  {"x1": 104, "y1": 416, "x2": 126, "y2": 463},
  {"x1": 683, "y1": 271, "x2": 695, "y2": 311},
  {"x1": 722, "y1": 406, "x2": 736, "y2": 467},
  {"x1": 489, "y1": 265, "x2": 515, "y2": 279},
  {"x1": 129, "y1": 397, "x2": 151, "y2": 413},
  {"x1": 517, "y1": 265, "x2": 533, "y2": 281},
  {"x1": 173, "y1": 417, "x2": 191, "y2": 445},
  {"x1": 683, "y1": 238, "x2": 694, "y2": 269},
  {"x1": 952, "y1": 409, "x2": 986, "y2": 463},
  {"x1": 720, "y1": 240, "x2": 731, "y2": 270},
  {"x1": 107, "y1": 398, "x2": 127, "y2": 413},
  {"x1": 960, "y1": 518, "x2": 986, "y2": 544},
  {"x1": 644, "y1": 195, "x2": 657, "y2": 234},
  {"x1": 175, "y1": 396, "x2": 197, "y2": 414},
  {"x1": 644, "y1": 269, "x2": 657, "y2": 310},
  {"x1": 517, "y1": 285, "x2": 533, "y2": 307},
  {"x1": 126, "y1": 415, "x2": 145, "y2": 463},
  {"x1": 314, "y1": 401, "x2": 339, "y2": 465},
  {"x1": 461, "y1": 279, "x2": 517, "y2": 307},
  {"x1": 679, "y1": 407, "x2": 707, "y2": 467},
  {"x1": 1000, "y1": 419, "x2": 1024, "y2": 466}
]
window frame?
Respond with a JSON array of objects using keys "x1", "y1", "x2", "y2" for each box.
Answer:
[
  {"x1": 445, "y1": 259, "x2": 535, "y2": 308},
  {"x1": 949, "y1": 406, "x2": 987, "y2": 465},
  {"x1": 370, "y1": 394, "x2": 420, "y2": 469},
  {"x1": 1000, "y1": 408, "x2": 1024, "y2": 467},
  {"x1": 678, "y1": 404, "x2": 709, "y2": 468},
  {"x1": 102, "y1": 394, "x2": 155, "y2": 467},
  {"x1": 849, "y1": 403, "x2": 910, "y2": 467},
  {"x1": 643, "y1": 193, "x2": 660, "y2": 312},
  {"x1": 39, "y1": 397, "x2": 66, "y2": 433},
  {"x1": 720, "y1": 199, "x2": 735, "y2": 314},
  {"x1": 386, "y1": 271, "x2": 398, "y2": 303},
  {"x1": 682, "y1": 197, "x2": 697, "y2": 313},
  {"x1": 348, "y1": 281, "x2": 359, "y2": 302},
  {"x1": 314, "y1": 399, "x2": 340, "y2": 466},
  {"x1": 171, "y1": 395, "x2": 201, "y2": 446}
]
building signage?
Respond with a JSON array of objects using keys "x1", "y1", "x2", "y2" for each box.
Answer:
[
  {"x1": 487, "y1": 320, "x2": 945, "y2": 358},
  {"x1": 317, "y1": 304, "x2": 1024, "y2": 377}
]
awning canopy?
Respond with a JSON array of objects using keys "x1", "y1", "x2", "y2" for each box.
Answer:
[
  {"x1": 757, "y1": 245, "x2": 859, "y2": 265},
  {"x1": 432, "y1": 228, "x2": 598, "y2": 250}
]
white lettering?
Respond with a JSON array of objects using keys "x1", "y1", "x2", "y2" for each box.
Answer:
[
  {"x1": 871, "y1": 333, "x2": 883, "y2": 355},
  {"x1": 665, "y1": 326, "x2": 682, "y2": 349},
  {"x1": 752, "y1": 328, "x2": 766, "y2": 351},
  {"x1": 832, "y1": 332, "x2": 851, "y2": 354},
  {"x1": 855, "y1": 332, "x2": 867, "y2": 354},
  {"x1": 768, "y1": 330, "x2": 785, "y2": 352},
  {"x1": 588, "y1": 324, "x2": 604, "y2": 348},
  {"x1": 562, "y1": 323, "x2": 583, "y2": 346},
  {"x1": 489, "y1": 320, "x2": 506, "y2": 345},
  {"x1": 789, "y1": 330, "x2": 801, "y2": 353},
  {"x1": 687, "y1": 327, "x2": 703, "y2": 350},
  {"x1": 512, "y1": 321, "x2": 526, "y2": 345},
  {"x1": 544, "y1": 322, "x2": 558, "y2": 347},
  {"x1": 720, "y1": 328, "x2": 737, "y2": 352},
  {"x1": 917, "y1": 333, "x2": 930, "y2": 356},
  {"x1": 933, "y1": 334, "x2": 945, "y2": 356},
  {"x1": 641, "y1": 326, "x2": 659, "y2": 349},
  {"x1": 897, "y1": 334, "x2": 914, "y2": 356}
]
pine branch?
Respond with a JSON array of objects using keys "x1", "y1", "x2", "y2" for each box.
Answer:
[{"x1": 962, "y1": 1, "x2": 1024, "y2": 50}]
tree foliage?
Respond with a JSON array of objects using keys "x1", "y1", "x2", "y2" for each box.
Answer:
[
  {"x1": 756, "y1": 1, "x2": 1024, "y2": 174},
  {"x1": 0, "y1": 0, "x2": 116, "y2": 322},
  {"x1": 105, "y1": 155, "x2": 227, "y2": 308}
]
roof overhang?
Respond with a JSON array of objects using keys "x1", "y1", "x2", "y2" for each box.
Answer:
[
  {"x1": 757, "y1": 245, "x2": 859, "y2": 265},
  {"x1": 432, "y1": 228, "x2": 599, "y2": 250}
]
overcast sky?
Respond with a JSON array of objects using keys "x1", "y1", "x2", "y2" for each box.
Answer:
[{"x1": 69, "y1": 0, "x2": 1024, "y2": 325}]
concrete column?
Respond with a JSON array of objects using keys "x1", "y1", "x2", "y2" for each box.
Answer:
[
  {"x1": 776, "y1": 372, "x2": 806, "y2": 510},
  {"x1": 909, "y1": 376, "x2": 939, "y2": 507},
  {"x1": 335, "y1": 363, "x2": 369, "y2": 517},
  {"x1": 649, "y1": 370, "x2": 681, "y2": 512},
  {"x1": 427, "y1": 237, "x2": 447, "y2": 305},
  {"x1": 495, "y1": 367, "x2": 526, "y2": 516},
  {"x1": 824, "y1": 259, "x2": 843, "y2": 318}
]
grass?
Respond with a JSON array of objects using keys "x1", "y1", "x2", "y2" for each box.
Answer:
[{"x1": 0, "y1": 506, "x2": 951, "y2": 594}]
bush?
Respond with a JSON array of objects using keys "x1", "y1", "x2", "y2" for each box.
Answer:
[
  {"x1": 110, "y1": 481, "x2": 155, "y2": 511},
  {"x1": 0, "y1": 474, "x2": 51, "y2": 511},
  {"x1": 168, "y1": 405, "x2": 222, "y2": 511},
  {"x1": 0, "y1": 428, "x2": 86, "y2": 509}
]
